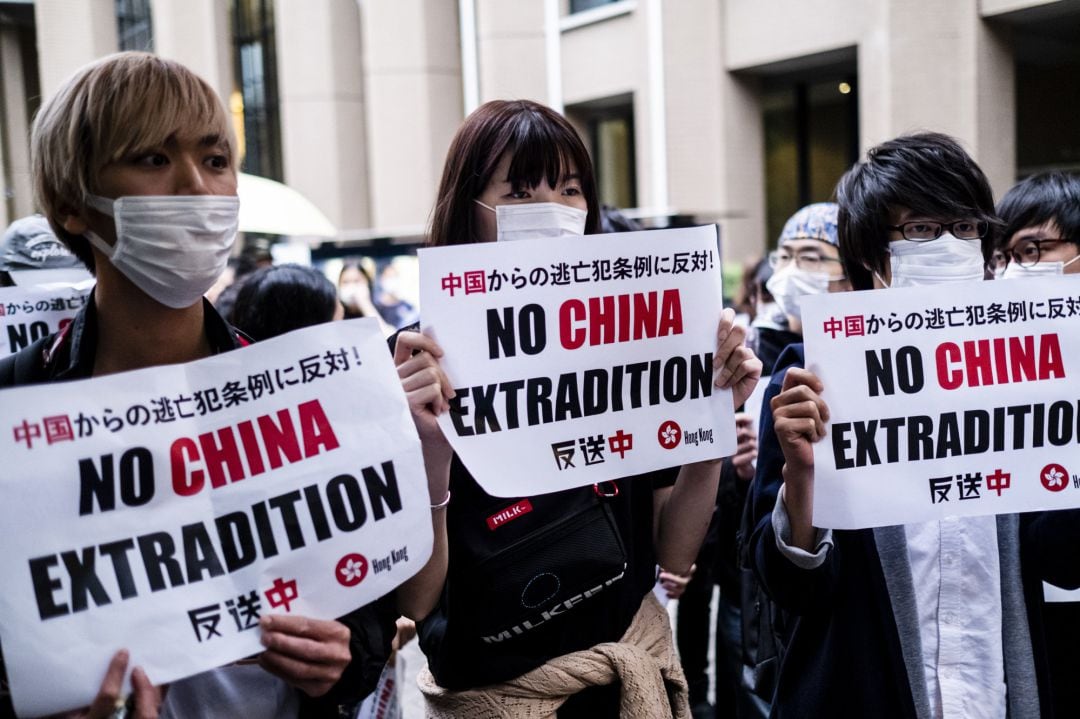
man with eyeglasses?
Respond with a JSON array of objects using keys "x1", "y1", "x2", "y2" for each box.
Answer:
[
  {"x1": 992, "y1": 171, "x2": 1080, "y2": 718},
  {"x1": 989, "y1": 172, "x2": 1080, "y2": 279},
  {"x1": 749, "y1": 132, "x2": 1080, "y2": 719},
  {"x1": 764, "y1": 203, "x2": 850, "y2": 342}
]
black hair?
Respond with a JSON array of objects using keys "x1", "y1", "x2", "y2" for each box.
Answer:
[
  {"x1": 228, "y1": 264, "x2": 338, "y2": 341},
  {"x1": 995, "y1": 172, "x2": 1080, "y2": 251},
  {"x1": 835, "y1": 132, "x2": 999, "y2": 290}
]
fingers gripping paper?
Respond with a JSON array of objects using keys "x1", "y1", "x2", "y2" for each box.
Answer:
[
  {"x1": 803, "y1": 277, "x2": 1080, "y2": 529},
  {"x1": 0, "y1": 319, "x2": 431, "y2": 716},
  {"x1": 418, "y1": 226, "x2": 736, "y2": 497}
]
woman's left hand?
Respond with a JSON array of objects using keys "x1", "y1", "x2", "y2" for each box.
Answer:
[
  {"x1": 258, "y1": 615, "x2": 351, "y2": 698},
  {"x1": 712, "y1": 307, "x2": 762, "y2": 409}
]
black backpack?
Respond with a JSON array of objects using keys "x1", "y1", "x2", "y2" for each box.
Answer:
[{"x1": 422, "y1": 457, "x2": 629, "y2": 688}]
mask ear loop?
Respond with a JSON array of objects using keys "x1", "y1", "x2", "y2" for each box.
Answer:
[
  {"x1": 473, "y1": 199, "x2": 496, "y2": 213},
  {"x1": 873, "y1": 270, "x2": 891, "y2": 289},
  {"x1": 1063, "y1": 253, "x2": 1080, "y2": 270}
]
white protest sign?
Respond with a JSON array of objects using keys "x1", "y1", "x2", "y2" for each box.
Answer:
[
  {"x1": 0, "y1": 281, "x2": 94, "y2": 358},
  {"x1": 0, "y1": 319, "x2": 431, "y2": 717},
  {"x1": 418, "y1": 225, "x2": 736, "y2": 497},
  {"x1": 803, "y1": 276, "x2": 1080, "y2": 529}
]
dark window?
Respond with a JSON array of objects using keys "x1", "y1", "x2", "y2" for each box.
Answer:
[
  {"x1": 1011, "y1": 15, "x2": 1080, "y2": 176},
  {"x1": 569, "y1": 95, "x2": 637, "y2": 209},
  {"x1": 231, "y1": 0, "x2": 283, "y2": 181},
  {"x1": 763, "y1": 74, "x2": 858, "y2": 245},
  {"x1": 115, "y1": 0, "x2": 153, "y2": 52},
  {"x1": 569, "y1": 0, "x2": 620, "y2": 13}
]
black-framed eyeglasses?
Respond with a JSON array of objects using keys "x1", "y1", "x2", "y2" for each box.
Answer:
[
  {"x1": 768, "y1": 249, "x2": 842, "y2": 273},
  {"x1": 1005, "y1": 238, "x2": 1073, "y2": 268},
  {"x1": 887, "y1": 220, "x2": 989, "y2": 241}
]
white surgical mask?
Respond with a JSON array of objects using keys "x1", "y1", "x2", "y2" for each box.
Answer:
[
  {"x1": 85, "y1": 194, "x2": 239, "y2": 308},
  {"x1": 879, "y1": 234, "x2": 984, "y2": 288},
  {"x1": 475, "y1": 200, "x2": 587, "y2": 242},
  {"x1": 765, "y1": 265, "x2": 830, "y2": 322},
  {"x1": 1001, "y1": 254, "x2": 1080, "y2": 280},
  {"x1": 752, "y1": 300, "x2": 789, "y2": 331}
]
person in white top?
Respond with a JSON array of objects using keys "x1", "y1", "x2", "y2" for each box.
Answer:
[{"x1": 749, "y1": 132, "x2": 1080, "y2": 719}]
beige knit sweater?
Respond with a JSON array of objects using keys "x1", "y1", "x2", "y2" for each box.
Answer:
[{"x1": 417, "y1": 591, "x2": 689, "y2": 718}]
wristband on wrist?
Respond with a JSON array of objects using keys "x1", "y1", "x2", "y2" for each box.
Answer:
[{"x1": 431, "y1": 490, "x2": 451, "y2": 510}]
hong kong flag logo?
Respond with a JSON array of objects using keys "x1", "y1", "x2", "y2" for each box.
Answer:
[
  {"x1": 657, "y1": 420, "x2": 681, "y2": 449},
  {"x1": 336, "y1": 553, "x2": 369, "y2": 587},
  {"x1": 1041, "y1": 463, "x2": 1069, "y2": 492}
]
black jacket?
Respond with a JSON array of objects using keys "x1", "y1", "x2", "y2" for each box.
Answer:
[{"x1": 748, "y1": 343, "x2": 1079, "y2": 719}]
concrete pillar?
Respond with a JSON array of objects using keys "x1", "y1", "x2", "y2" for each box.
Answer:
[
  {"x1": 859, "y1": 0, "x2": 1016, "y2": 195},
  {"x1": 0, "y1": 26, "x2": 34, "y2": 224},
  {"x1": 150, "y1": 0, "x2": 233, "y2": 103},
  {"x1": 276, "y1": 0, "x2": 369, "y2": 233},
  {"x1": 475, "y1": 0, "x2": 547, "y2": 102},
  {"x1": 663, "y1": 0, "x2": 764, "y2": 264},
  {"x1": 34, "y1": 0, "x2": 117, "y2": 98},
  {"x1": 360, "y1": 0, "x2": 463, "y2": 230}
]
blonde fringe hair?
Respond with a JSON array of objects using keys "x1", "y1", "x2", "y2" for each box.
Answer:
[{"x1": 30, "y1": 51, "x2": 236, "y2": 270}]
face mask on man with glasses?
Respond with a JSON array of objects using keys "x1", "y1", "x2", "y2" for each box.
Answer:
[{"x1": 764, "y1": 203, "x2": 845, "y2": 326}]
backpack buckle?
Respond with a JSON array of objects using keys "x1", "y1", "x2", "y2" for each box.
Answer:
[{"x1": 593, "y1": 481, "x2": 619, "y2": 498}]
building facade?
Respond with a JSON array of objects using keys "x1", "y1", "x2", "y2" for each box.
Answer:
[{"x1": 1, "y1": 0, "x2": 1079, "y2": 267}]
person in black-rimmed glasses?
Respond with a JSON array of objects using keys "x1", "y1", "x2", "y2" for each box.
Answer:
[
  {"x1": 988, "y1": 171, "x2": 1080, "y2": 279},
  {"x1": 993, "y1": 170, "x2": 1080, "y2": 719}
]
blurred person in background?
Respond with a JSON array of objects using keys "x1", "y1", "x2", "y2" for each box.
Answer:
[
  {"x1": 0, "y1": 214, "x2": 91, "y2": 287},
  {"x1": 228, "y1": 263, "x2": 342, "y2": 341}
]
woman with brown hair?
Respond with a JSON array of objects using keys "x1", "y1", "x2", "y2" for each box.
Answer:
[{"x1": 394, "y1": 100, "x2": 761, "y2": 718}]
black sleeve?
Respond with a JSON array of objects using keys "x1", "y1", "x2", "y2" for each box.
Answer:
[
  {"x1": 748, "y1": 349, "x2": 840, "y2": 616},
  {"x1": 298, "y1": 593, "x2": 399, "y2": 714},
  {"x1": 0, "y1": 335, "x2": 52, "y2": 388},
  {"x1": 1021, "y1": 509, "x2": 1080, "y2": 589},
  {"x1": 648, "y1": 465, "x2": 679, "y2": 490}
]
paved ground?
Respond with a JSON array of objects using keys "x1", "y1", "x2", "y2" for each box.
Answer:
[{"x1": 393, "y1": 587, "x2": 720, "y2": 717}]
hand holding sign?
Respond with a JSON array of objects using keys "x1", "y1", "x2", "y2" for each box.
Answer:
[
  {"x1": 257, "y1": 614, "x2": 351, "y2": 698},
  {"x1": 49, "y1": 650, "x2": 161, "y2": 719},
  {"x1": 393, "y1": 330, "x2": 454, "y2": 501},
  {"x1": 713, "y1": 308, "x2": 762, "y2": 410},
  {"x1": 771, "y1": 367, "x2": 830, "y2": 551}
]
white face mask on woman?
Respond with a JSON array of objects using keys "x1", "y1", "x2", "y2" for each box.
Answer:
[
  {"x1": 877, "y1": 234, "x2": 985, "y2": 288},
  {"x1": 475, "y1": 200, "x2": 587, "y2": 242},
  {"x1": 765, "y1": 265, "x2": 830, "y2": 322},
  {"x1": 85, "y1": 194, "x2": 239, "y2": 308}
]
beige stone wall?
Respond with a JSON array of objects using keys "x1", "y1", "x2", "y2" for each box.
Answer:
[
  {"x1": 150, "y1": 0, "x2": 233, "y2": 102},
  {"x1": 663, "y1": 0, "x2": 764, "y2": 264},
  {"x1": 0, "y1": 26, "x2": 34, "y2": 226},
  {"x1": 7, "y1": 0, "x2": 1074, "y2": 250},
  {"x1": 359, "y1": 0, "x2": 463, "y2": 233},
  {"x1": 34, "y1": 0, "x2": 117, "y2": 98},
  {"x1": 276, "y1": 0, "x2": 370, "y2": 233},
  {"x1": 476, "y1": 0, "x2": 547, "y2": 103}
]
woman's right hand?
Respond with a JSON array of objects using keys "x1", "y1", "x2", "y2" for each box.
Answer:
[{"x1": 393, "y1": 331, "x2": 455, "y2": 497}]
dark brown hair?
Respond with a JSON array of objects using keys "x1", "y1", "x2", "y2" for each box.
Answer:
[{"x1": 428, "y1": 100, "x2": 600, "y2": 246}]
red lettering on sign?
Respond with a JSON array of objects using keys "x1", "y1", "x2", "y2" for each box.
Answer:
[
  {"x1": 935, "y1": 333, "x2": 1065, "y2": 390},
  {"x1": 559, "y1": 289, "x2": 683, "y2": 350},
  {"x1": 170, "y1": 399, "x2": 340, "y2": 497}
]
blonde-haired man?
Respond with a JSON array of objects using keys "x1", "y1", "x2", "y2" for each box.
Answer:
[{"x1": 0, "y1": 52, "x2": 401, "y2": 719}]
